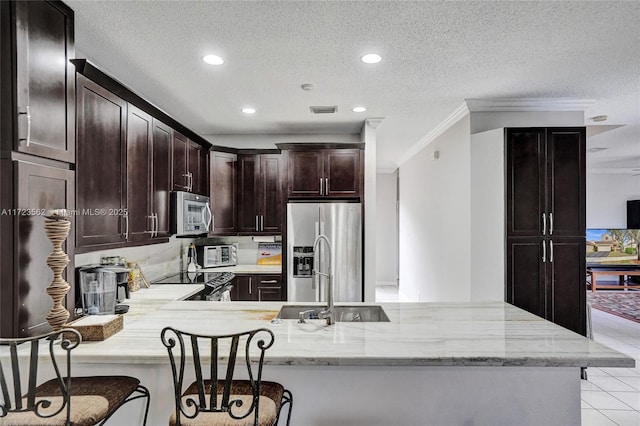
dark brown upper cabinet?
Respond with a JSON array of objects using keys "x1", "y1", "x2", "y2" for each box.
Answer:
[
  {"x1": 76, "y1": 76, "x2": 171, "y2": 252},
  {"x1": 126, "y1": 105, "x2": 153, "y2": 243},
  {"x1": 287, "y1": 148, "x2": 362, "y2": 199},
  {"x1": 1, "y1": 1, "x2": 75, "y2": 163},
  {"x1": 173, "y1": 132, "x2": 208, "y2": 195},
  {"x1": 505, "y1": 127, "x2": 586, "y2": 336},
  {"x1": 75, "y1": 75, "x2": 127, "y2": 249},
  {"x1": 505, "y1": 128, "x2": 586, "y2": 238},
  {"x1": 151, "y1": 119, "x2": 172, "y2": 238},
  {"x1": 237, "y1": 153, "x2": 284, "y2": 234},
  {"x1": 209, "y1": 151, "x2": 237, "y2": 235}
]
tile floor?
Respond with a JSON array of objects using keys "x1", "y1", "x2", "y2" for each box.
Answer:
[{"x1": 374, "y1": 285, "x2": 640, "y2": 426}]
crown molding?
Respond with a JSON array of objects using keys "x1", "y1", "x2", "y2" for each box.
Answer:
[
  {"x1": 365, "y1": 118, "x2": 385, "y2": 129},
  {"x1": 397, "y1": 102, "x2": 469, "y2": 167},
  {"x1": 465, "y1": 98, "x2": 596, "y2": 112}
]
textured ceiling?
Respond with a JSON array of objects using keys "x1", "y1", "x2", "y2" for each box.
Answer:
[{"x1": 66, "y1": 0, "x2": 640, "y2": 171}]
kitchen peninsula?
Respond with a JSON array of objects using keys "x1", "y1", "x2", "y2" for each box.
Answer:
[{"x1": 61, "y1": 285, "x2": 633, "y2": 426}]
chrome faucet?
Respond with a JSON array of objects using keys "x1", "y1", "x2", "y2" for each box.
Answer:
[{"x1": 313, "y1": 234, "x2": 334, "y2": 325}]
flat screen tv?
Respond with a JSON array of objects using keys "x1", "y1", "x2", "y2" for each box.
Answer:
[
  {"x1": 628, "y1": 200, "x2": 640, "y2": 229},
  {"x1": 586, "y1": 228, "x2": 640, "y2": 265}
]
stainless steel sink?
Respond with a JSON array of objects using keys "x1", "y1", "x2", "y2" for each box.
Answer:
[{"x1": 276, "y1": 305, "x2": 390, "y2": 322}]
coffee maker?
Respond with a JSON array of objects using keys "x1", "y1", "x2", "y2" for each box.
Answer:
[
  {"x1": 77, "y1": 266, "x2": 117, "y2": 315},
  {"x1": 76, "y1": 256, "x2": 130, "y2": 315}
]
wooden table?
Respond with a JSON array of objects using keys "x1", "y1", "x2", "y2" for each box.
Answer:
[{"x1": 587, "y1": 268, "x2": 640, "y2": 292}]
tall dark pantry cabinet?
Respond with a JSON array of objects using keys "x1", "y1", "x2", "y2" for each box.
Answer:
[
  {"x1": 505, "y1": 127, "x2": 586, "y2": 336},
  {"x1": 0, "y1": 1, "x2": 75, "y2": 337}
]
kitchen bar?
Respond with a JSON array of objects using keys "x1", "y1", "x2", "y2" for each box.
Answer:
[{"x1": 57, "y1": 285, "x2": 633, "y2": 426}]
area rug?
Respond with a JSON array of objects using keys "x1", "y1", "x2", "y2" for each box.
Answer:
[{"x1": 588, "y1": 291, "x2": 640, "y2": 323}]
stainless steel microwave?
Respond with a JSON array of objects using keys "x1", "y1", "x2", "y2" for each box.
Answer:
[
  {"x1": 171, "y1": 191, "x2": 212, "y2": 236},
  {"x1": 197, "y1": 244, "x2": 238, "y2": 268}
]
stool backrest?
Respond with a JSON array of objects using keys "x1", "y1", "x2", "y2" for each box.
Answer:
[
  {"x1": 0, "y1": 328, "x2": 81, "y2": 424},
  {"x1": 160, "y1": 327, "x2": 274, "y2": 425}
]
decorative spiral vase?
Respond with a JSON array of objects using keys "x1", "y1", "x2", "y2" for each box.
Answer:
[{"x1": 44, "y1": 211, "x2": 71, "y2": 331}]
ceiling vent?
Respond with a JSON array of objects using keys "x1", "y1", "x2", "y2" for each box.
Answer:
[{"x1": 310, "y1": 106, "x2": 337, "y2": 114}]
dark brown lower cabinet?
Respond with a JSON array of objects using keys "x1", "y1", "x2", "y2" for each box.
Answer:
[
  {"x1": 506, "y1": 237, "x2": 586, "y2": 335},
  {"x1": 0, "y1": 160, "x2": 75, "y2": 337},
  {"x1": 232, "y1": 274, "x2": 284, "y2": 301}
]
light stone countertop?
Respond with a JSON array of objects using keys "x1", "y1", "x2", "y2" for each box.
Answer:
[{"x1": 68, "y1": 284, "x2": 635, "y2": 369}]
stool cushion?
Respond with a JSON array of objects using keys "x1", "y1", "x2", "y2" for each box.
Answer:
[
  {"x1": 169, "y1": 380, "x2": 285, "y2": 426},
  {"x1": 1, "y1": 376, "x2": 140, "y2": 426}
]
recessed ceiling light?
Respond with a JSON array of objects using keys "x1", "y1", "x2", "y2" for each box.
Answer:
[
  {"x1": 352, "y1": 106, "x2": 367, "y2": 113},
  {"x1": 361, "y1": 53, "x2": 382, "y2": 64},
  {"x1": 202, "y1": 54, "x2": 224, "y2": 65},
  {"x1": 241, "y1": 107, "x2": 256, "y2": 114}
]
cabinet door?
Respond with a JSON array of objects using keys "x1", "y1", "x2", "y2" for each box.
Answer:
[
  {"x1": 151, "y1": 120, "x2": 172, "y2": 238},
  {"x1": 14, "y1": 1, "x2": 75, "y2": 163},
  {"x1": 324, "y1": 150, "x2": 361, "y2": 198},
  {"x1": 209, "y1": 151, "x2": 236, "y2": 234},
  {"x1": 546, "y1": 237, "x2": 586, "y2": 335},
  {"x1": 546, "y1": 128, "x2": 585, "y2": 237},
  {"x1": 187, "y1": 141, "x2": 206, "y2": 194},
  {"x1": 126, "y1": 105, "x2": 152, "y2": 242},
  {"x1": 259, "y1": 154, "x2": 283, "y2": 232},
  {"x1": 237, "y1": 155, "x2": 259, "y2": 233},
  {"x1": 287, "y1": 151, "x2": 323, "y2": 198},
  {"x1": 505, "y1": 129, "x2": 546, "y2": 237},
  {"x1": 172, "y1": 131, "x2": 189, "y2": 191},
  {"x1": 256, "y1": 275, "x2": 284, "y2": 301},
  {"x1": 13, "y1": 161, "x2": 74, "y2": 337},
  {"x1": 76, "y1": 75, "x2": 127, "y2": 248},
  {"x1": 232, "y1": 275, "x2": 255, "y2": 301},
  {"x1": 197, "y1": 147, "x2": 209, "y2": 195},
  {"x1": 505, "y1": 237, "x2": 546, "y2": 319}
]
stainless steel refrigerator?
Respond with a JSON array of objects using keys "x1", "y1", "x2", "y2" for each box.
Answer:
[{"x1": 287, "y1": 202, "x2": 362, "y2": 302}]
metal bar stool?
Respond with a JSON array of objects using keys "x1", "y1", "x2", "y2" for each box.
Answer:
[
  {"x1": 161, "y1": 326, "x2": 292, "y2": 426},
  {"x1": 0, "y1": 328, "x2": 150, "y2": 425}
]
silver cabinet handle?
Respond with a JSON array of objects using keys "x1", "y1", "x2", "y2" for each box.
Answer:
[
  {"x1": 542, "y1": 213, "x2": 546, "y2": 236},
  {"x1": 154, "y1": 213, "x2": 159, "y2": 237},
  {"x1": 542, "y1": 240, "x2": 546, "y2": 263},
  {"x1": 260, "y1": 280, "x2": 278, "y2": 284},
  {"x1": 260, "y1": 215, "x2": 264, "y2": 231},
  {"x1": 255, "y1": 215, "x2": 259, "y2": 231},
  {"x1": 319, "y1": 178, "x2": 323, "y2": 196},
  {"x1": 549, "y1": 213, "x2": 554, "y2": 236},
  {"x1": 325, "y1": 178, "x2": 328, "y2": 194},
  {"x1": 124, "y1": 213, "x2": 129, "y2": 240},
  {"x1": 248, "y1": 277, "x2": 252, "y2": 295},
  {"x1": 550, "y1": 240, "x2": 554, "y2": 263},
  {"x1": 188, "y1": 172, "x2": 193, "y2": 192},
  {"x1": 18, "y1": 105, "x2": 31, "y2": 147}
]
